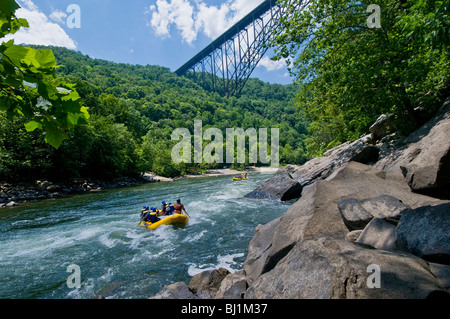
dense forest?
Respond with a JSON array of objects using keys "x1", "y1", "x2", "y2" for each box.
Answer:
[{"x1": 0, "y1": 45, "x2": 309, "y2": 181}]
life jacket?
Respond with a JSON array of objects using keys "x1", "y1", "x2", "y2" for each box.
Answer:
[
  {"x1": 149, "y1": 212, "x2": 160, "y2": 223},
  {"x1": 142, "y1": 211, "x2": 151, "y2": 222},
  {"x1": 166, "y1": 205, "x2": 175, "y2": 214}
]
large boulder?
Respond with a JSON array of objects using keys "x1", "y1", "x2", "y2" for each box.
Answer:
[
  {"x1": 244, "y1": 168, "x2": 302, "y2": 201},
  {"x1": 290, "y1": 136, "x2": 380, "y2": 187},
  {"x1": 243, "y1": 218, "x2": 280, "y2": 283},
  {"x1": 242, "y1": 162, "x2": 445, "y2": 282},
  {"x1": 149, "y1": 281, "x2": 194, "y2": 299},
  {"x1": 244, "y1": 238, "x2": 445, "y2": 299},
  {"x1": 215, "y1": 271, "x2": 249, "y2": 299},
  {"x1": 338, "y1": 198, "x2": 376, "y2": 230},
  {"x1": 338, "y1": 195, "x2": 411, "y2": 230},
  {"x1": 355, "y1": 218, "x2": 397, "y2": 251},
  {"x1": 375, "y1": 100, "x2": 450, "y2": 199},
  {"x1": 396, "y1": 202, "x2": 450, "y2": 265},
  {"x1": 369, "y1": 114, "x2": 395, "y2": 142},
  {"x1": 187, "y1": 268, "x2": 230, "y2": 295}
]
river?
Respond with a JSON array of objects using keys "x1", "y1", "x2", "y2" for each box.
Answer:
[{"x1": 0, "y1": 172, "x2": 290, "y2": 299}]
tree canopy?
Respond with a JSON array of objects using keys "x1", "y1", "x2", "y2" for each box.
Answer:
[{"x1": 273, "y1": 0, "x2": 449, "y2": 156}]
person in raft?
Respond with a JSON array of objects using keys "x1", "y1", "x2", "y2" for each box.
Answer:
[
  {"x1": 149, "y1": 207, "x2": 160, "y2": 223},
  {"x1": 174, "y1": 199, "x2": 187, "y2": 215}
]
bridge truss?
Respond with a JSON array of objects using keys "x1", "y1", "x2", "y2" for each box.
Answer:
[{"x1": 175, "y1": 0, "x2": 283, "y2": 97}]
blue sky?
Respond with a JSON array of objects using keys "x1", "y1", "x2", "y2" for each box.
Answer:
[{"x1": 7, "y1": 0, "x2": 294, "y2": 85}]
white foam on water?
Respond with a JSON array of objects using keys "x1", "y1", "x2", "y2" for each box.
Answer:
[
  {"x1": 98, "y1": 233, "x2": 118, "y2": 249},
  {"x1": 187, "y1": 252, "x2": 245, "y2": 276},
  {"x1": 182, "y1": 230, "x2": 207, "y2": 243}
]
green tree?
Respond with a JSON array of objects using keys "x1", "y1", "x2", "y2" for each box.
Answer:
[
  {"x1": 0, "y1": 0, "x2": 88, "y2": 148},
  {"x1": 274, "y1": 0, "x2": 449, "y2": 156}
]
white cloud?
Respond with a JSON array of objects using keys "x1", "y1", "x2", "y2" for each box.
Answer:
[
  {"x1": 147, "y1": 0, "x2": 264, "y2": 45},
  {"x1": 4, "y1": 0, "x2": 77, "y2": 49},
  {"x1": 49, "y1": 9, "x2": 67, "y2": 25},
  {"x1": 258, "y1": 56, "x2": 287, "y2": 72},
  {"x1": 149, "y1": 0, "x2": 197, "y2": 44}
]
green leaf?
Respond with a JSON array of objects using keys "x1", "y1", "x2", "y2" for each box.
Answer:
[
  {"x1": 24, "y1": 120, "x2": 43, "y2": 132},
  {"x1": 36, "y1": 49, "x2": 56, "y2": 68},
  {"x1": 43, "y1": 119, "x2": 68, "y2": 149},
  {"x1": 0, "y1": 0, "x2": 20, "y2": 14}
]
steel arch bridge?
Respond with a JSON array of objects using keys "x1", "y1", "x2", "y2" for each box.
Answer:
[{"x1": 175, "y1": 0, "x2": 283, "y2": 97}]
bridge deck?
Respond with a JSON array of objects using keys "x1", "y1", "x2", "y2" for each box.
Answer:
[{"x1": 175, "y1": 0, "x2": 278, "y2": 76}]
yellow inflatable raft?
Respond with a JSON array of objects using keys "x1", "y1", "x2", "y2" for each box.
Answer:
[
  {"x1": 139, "y1": 214, "x2": 189, "y2": 230},
  {"x1": 233, "y1": 177, "x2": 248, "y2": 181}
]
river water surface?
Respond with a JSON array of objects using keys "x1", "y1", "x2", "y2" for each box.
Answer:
[{"x1": 0, "y1": 172, "x2": 290, "y2": 299}]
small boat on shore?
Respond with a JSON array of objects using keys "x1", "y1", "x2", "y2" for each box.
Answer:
[{"x1": 139, "y1": 214, "x2": 189, "y2": 230}]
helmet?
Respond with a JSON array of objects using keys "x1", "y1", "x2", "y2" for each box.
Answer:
[
  {"x1": 162, "y1": 201, "x2": 166, "y2": 205},
  {"x1": 144, "y1": 206, "x2": 149, "y2": 210},
  {"x1": 177, "y1": 199, "x2": 181, "y2": 203},
  {"x1": 150, "y1": 207, "x2": 156, "y2": 211}
]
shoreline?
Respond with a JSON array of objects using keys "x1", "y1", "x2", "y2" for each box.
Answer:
[
  {"x1": 146, "y1": 166, "x2": 280, "y2": 182},
  {"x1": 0, "y1": 166, "x2": 280, "y2": 208}
]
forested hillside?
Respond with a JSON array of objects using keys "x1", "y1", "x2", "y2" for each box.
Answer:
[{"x1": 0, "y1": 46, "x2": 308, "y2": 181}]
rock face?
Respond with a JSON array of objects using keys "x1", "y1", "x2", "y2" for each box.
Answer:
[
  {"x1": 244, "y1": 238, "x2": 442, "y2": 299},
  {"x1": 374, "y1": 100, "x2": 450, "y2": 199},
  {"x1": 242, "y1": 162, "x2": 445, "y2": 284},
  {"x1": 289, "y1": 135, "x2": 380, "y2": 188},
  {"x1": 244, "y1": 168, "x2": 302, "y2": 201},
  {"x1": 396, "y1": 203, "x2": 450, "y2": 265}
]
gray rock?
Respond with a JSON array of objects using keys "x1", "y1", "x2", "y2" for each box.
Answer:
[
  {"x1": 355, "y1": 218, "x2": 397, "y2": 250},
  {"x1": 396, "y1": 203, "x2": 450, "y2": 264},
  {"x1": 244, "y1": 168, "x2": 303, "y2": 201},
  {"x1": 429, "y1": 263, "x2": 450, "y2": 293},
  {"x1": 243, "y1": 218, "x2": 280, "y2": 283},
  {"x1": 359, "y1": 195, "x2": 411, "y2": 223},
  {"x1": 215, "y1": 271, "x2": 248, "y2": 299},
  {"x1": 188, "y1": 268, "x2": 230, "y2": 294},
  {"x1": 244, "y1": 238, "x2": 444, "y2": 299},
  {"x1": 290, "y1": 137, "x2": 380, "y2": 187},
  {"x1": 5, "y1": 201, "x2": 18, "y2": 207},
  {"x1": 370, "y1": 114, "x2": 395, "y2": 142},
  {"x1": 375, "y1": 102, "x2": 450, "y2": 198},
  {"x1": 149, "y1": 281, "x2": 194, "y2": 299},
  {"x1": 194, "y1": 290, "x2": 216, "y2": 299},
  {"x1": 345, "y1": 230, "x2": 363, "y2": 243},
  {"x1": 338, "y1": 198, "x2": 373, "y2": 230},
  {"x1": 242, "y1": 162, "x2": 445, "y2": 283}
]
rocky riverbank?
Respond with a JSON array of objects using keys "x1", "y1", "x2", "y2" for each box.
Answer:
[
  {"x1": 149, "y1": 96, "x2": 450, "y2": 299},
  {"x1": 0, "y1": 175, "x2": 158, "y2": 208},
  {"x1": 0, "y1": 167, "x2": 279, "y2": 209}
]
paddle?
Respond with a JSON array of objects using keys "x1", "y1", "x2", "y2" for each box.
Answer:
[{"x1": 184, "y1": 211, "x2": 191, "y2": 218}]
